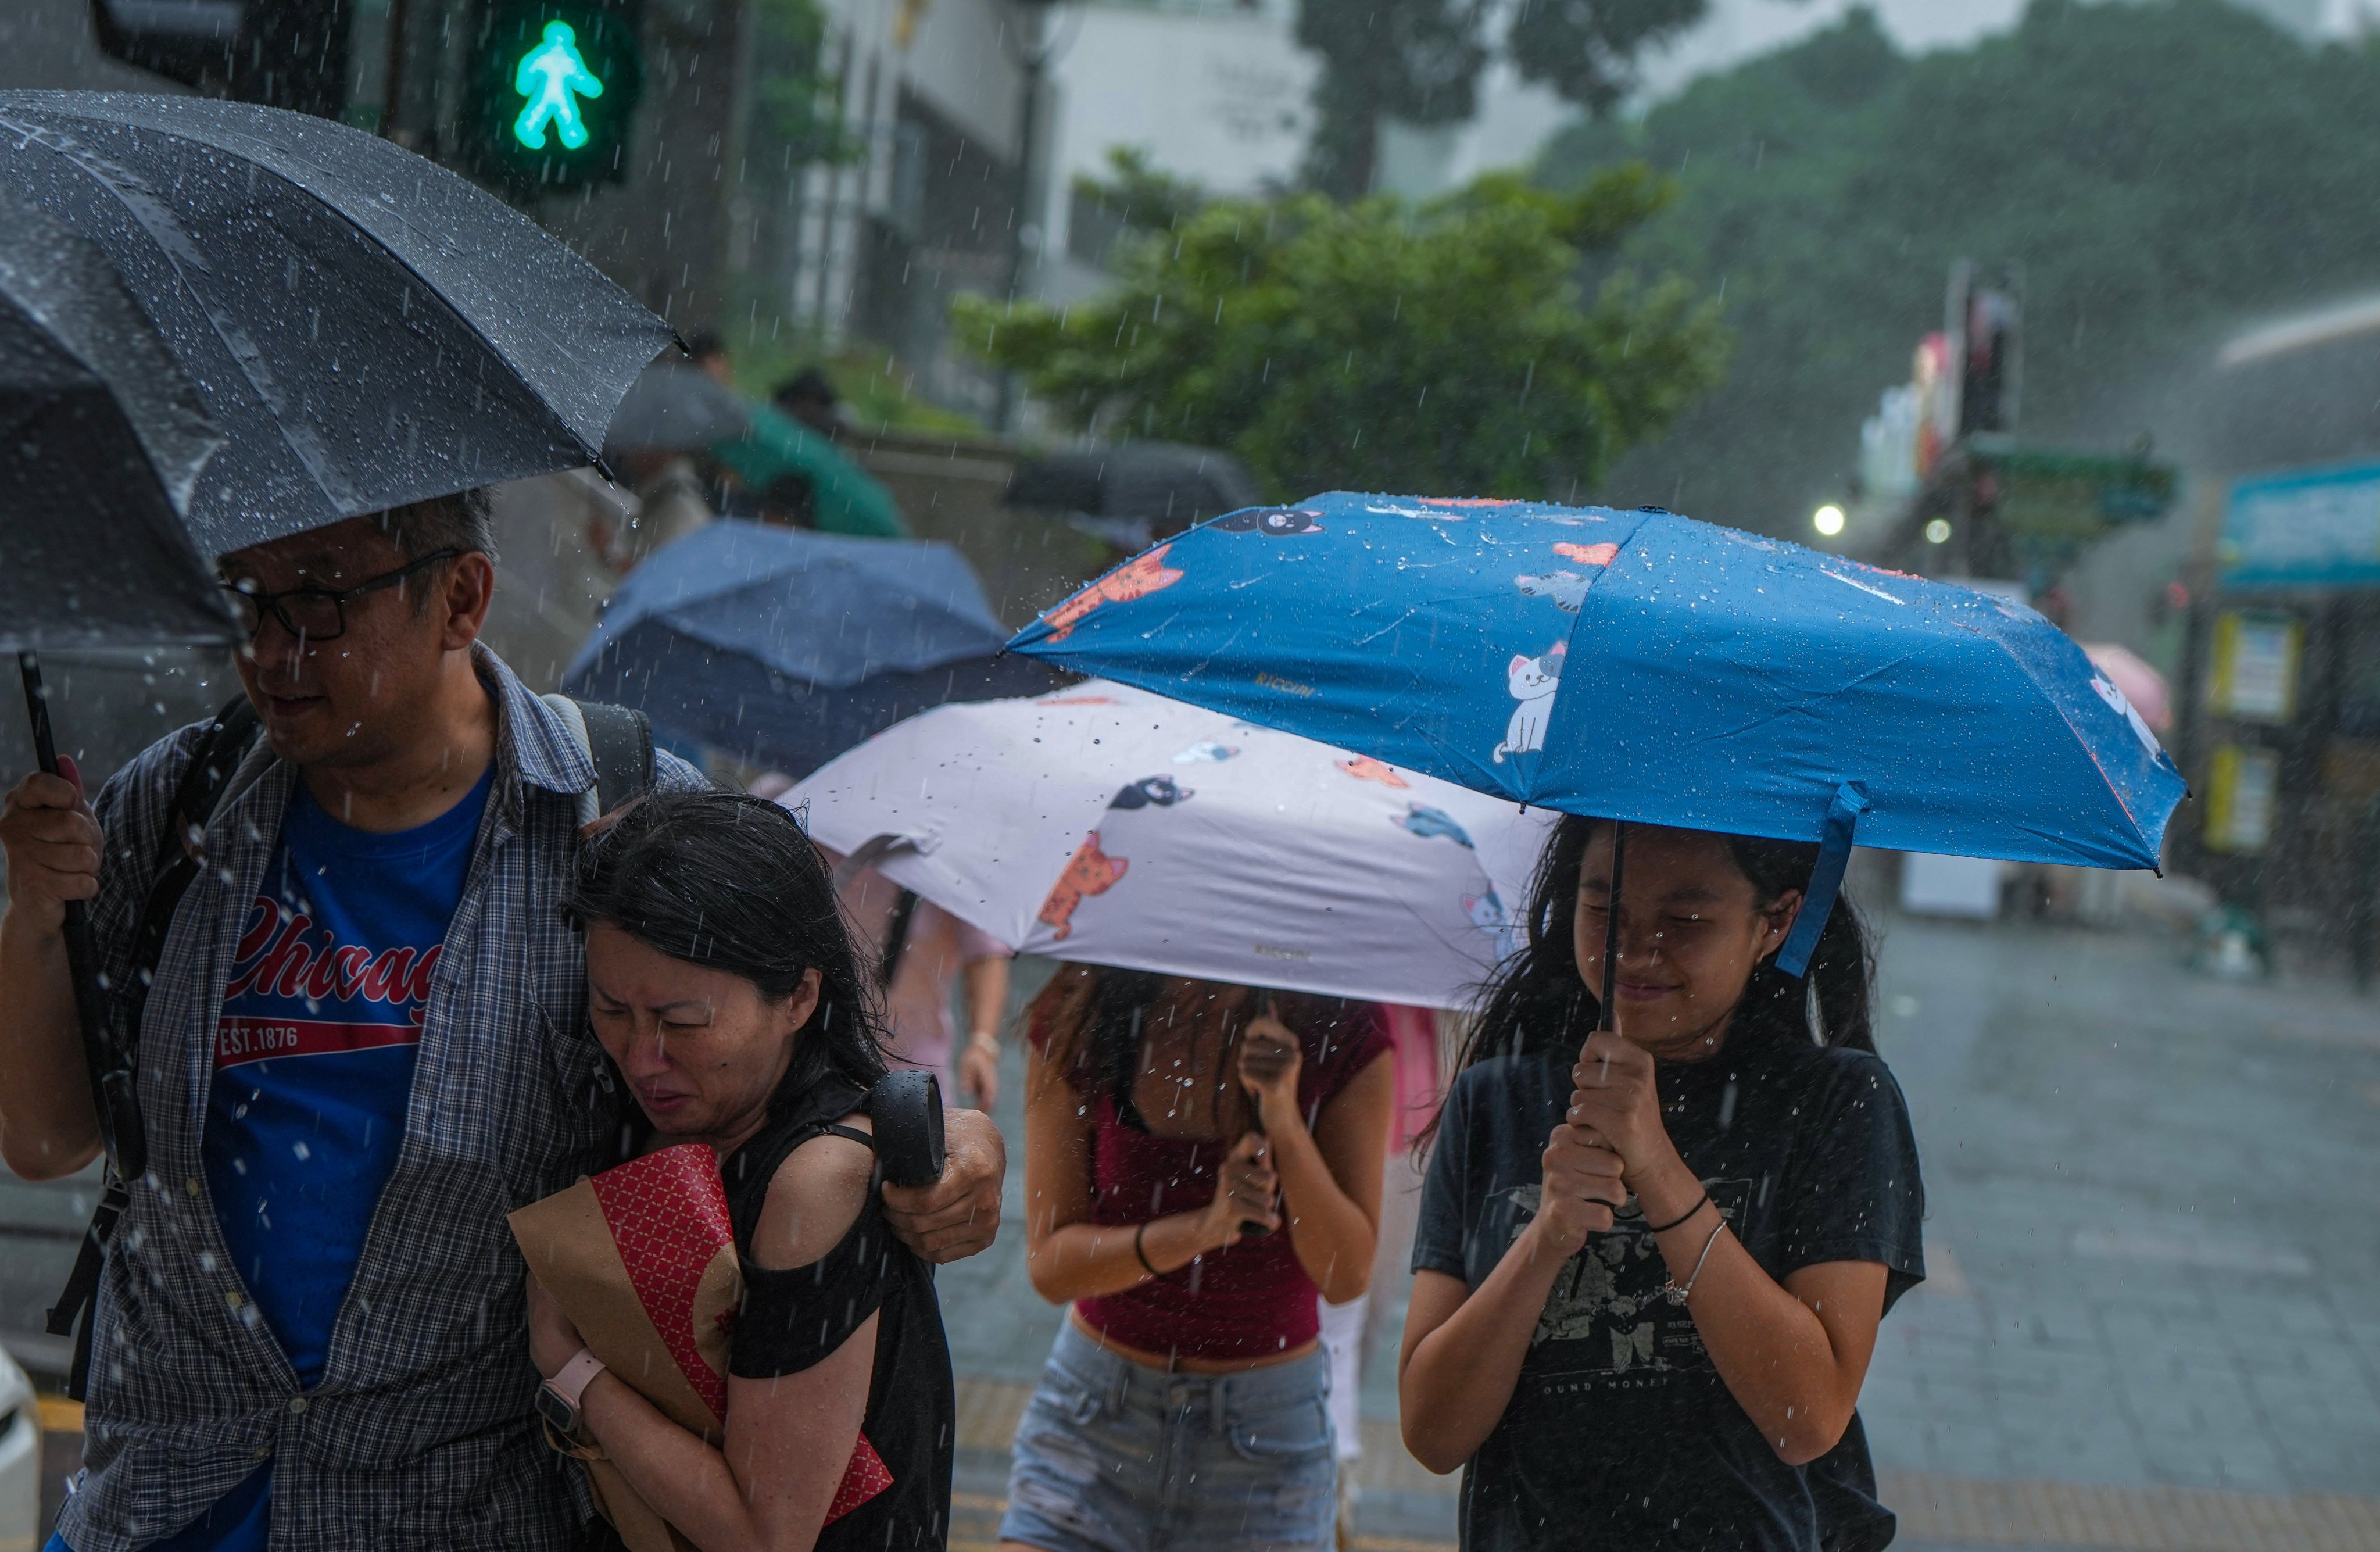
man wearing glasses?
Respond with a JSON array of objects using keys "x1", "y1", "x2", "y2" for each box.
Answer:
[{"x1": 0, "y1": 498, "x2": 1007, "y2": 1552}]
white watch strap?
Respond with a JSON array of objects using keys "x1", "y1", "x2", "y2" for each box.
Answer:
[{"x1": 547, "y1": 1346, "x2": 606, "y2": 1408}]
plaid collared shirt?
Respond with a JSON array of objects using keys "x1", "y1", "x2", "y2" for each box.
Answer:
[{"x1": 58, "y1": 649, "x2": 704, "y2": 1552}]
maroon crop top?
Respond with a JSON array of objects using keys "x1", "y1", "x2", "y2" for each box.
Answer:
[{"x1": 1037, "y1": 996, "x2": 1391, "y2": 1363}]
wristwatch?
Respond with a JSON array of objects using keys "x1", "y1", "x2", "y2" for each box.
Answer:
[{"x1": 536, "y1": 1347, "x2": 606, "y2": 1437}]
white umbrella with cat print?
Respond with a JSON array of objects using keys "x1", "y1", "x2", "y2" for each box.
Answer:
[{"x1": 782, "y1": 680, "x2": 1555, "y2": 1008}]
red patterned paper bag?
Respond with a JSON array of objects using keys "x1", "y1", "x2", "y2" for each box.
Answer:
[{"x1": 510, "y1": 1143, "x2": 892, "y2": 1551}]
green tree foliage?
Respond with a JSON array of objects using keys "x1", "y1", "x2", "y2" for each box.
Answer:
[
  {"x1": 1298, "y1": 0, "x2": 1488, "y2": 197},
  {"x1": 956, "y1": 167, "x2": 1728, "y2": 501},
  {"x1": 1299, "y1": 0, "x2": 1705, "y2": 198},
  {"x1": 1065, "y1": 148, "x2": 1209, "y2": 268},
  {"x1": 1538, "y1": 0, "x2": 2380, "y2": 530},
  {"x1": 1506, "y1": 0, "x2": 1710, "y2": 118}
]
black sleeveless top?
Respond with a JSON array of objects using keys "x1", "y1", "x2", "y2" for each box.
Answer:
[{"x1": 720, "y1": 1075, "x2": 954, "y2": 1550}]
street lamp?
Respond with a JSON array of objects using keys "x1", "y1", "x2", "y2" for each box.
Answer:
[
  {"x1": 1925, "y1": 518, "x2": 1953, "y2": 545},
  {"x1": 1813, "y1": 504, "x2": 1846, "y2": 538}
]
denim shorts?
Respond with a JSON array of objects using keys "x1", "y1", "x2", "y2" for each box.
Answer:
[{"x1": 1000, "y1": 1319, "x2": 1337, "y2": 1552}]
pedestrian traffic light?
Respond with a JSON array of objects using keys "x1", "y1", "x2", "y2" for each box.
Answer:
[{"x1": 461, "y1": 1, "x2": 643, "y2": 194}]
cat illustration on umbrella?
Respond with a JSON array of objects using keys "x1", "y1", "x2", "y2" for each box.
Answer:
[
  {"x1": 1210, "y1": 507, "x2": 1325, "y2": 536},
  {"x1": 1493, "y1": 642, "x2": 1565, "y2": 764}
]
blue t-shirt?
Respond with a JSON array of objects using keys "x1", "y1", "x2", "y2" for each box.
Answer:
[{"x1": 118, "y1": 767, "x2": 492, "y2": 1552}]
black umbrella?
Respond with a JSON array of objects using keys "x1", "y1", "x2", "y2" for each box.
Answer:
[
  {"x1": 0, "y1": 181, "x2": 232, "y2": 652},
  {"x1": 0, "y1": 178, "x2": 241, "y2": 1204},
  {"x1": 0, "y1": 91, "x2": 674, "y2": 558},
  {"x1": 1004, "y1": 441, "x2": 1265, "y2": 537}
]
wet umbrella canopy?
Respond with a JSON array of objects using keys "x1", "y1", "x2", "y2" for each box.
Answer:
[
  {"x1": 0, "y1": 181, "x2": 232, "y2": 653},
  {"x1": 603, "y1": 364, "x2": 751, "y2": 457},
  {"x1": 0, "y1": 91, "x2": 674, "y2": 557},
  {"x1": 565, "y1": 521, "x2": 1059, "y2": 778},
  {"x1": 788, "y1": 680, "x2": 1554, "y2": 1007},
  {"x1": 1008, "y1": 493, "x2": 2190, "y2": 975}
]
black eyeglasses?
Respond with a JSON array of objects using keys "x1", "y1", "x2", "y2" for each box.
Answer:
[{"x1": 221, "y1": 549, "x2": 464, "y2": 642}]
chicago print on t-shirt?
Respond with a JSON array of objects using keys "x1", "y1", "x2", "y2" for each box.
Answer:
[{"x1": 203, "y1": 767, "x2": 491, "y2": 1387}]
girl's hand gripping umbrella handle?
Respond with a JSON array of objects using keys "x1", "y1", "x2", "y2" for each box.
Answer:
[{"x1": 1236, "y1": 992, "x2": 1295, "y2": 1239}]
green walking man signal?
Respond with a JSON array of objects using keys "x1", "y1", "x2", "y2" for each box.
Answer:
[
  {"x1": 513, "y1": 21, "x2": 604, "y2": 151},
  {"x1": 464, "y1": 1, "x2": 640, "y2": 192}
]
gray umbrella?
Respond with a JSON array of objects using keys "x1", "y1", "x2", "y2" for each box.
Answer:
[
  {"x1": 0, "y1": 91, "x2": 675, "y2": 558},
  {"x1": 603, "y1": 364, "x2": 753, "y2": 457},
  {"x1": 1004, "y1": 441, "x2": 1266, "y2": 533}
]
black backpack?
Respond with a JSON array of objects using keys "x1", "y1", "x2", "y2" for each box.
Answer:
[{"x1": 44, "y1": 695, "x2": 654, "y2": 1399}]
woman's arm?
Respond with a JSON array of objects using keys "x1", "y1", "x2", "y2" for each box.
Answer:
[
  {"x1": 1397, "y1": 1121, "x2": 1626, "y2": 1472},
  {"x1": 955, "y1": 953, "x2": 1010, "y2": 1108},
  {"x1": 1570, "y1": 1030, "x2": 1889, "y2": 1464},
  {"x1": 1241, "y1": 1018, "x2": 1394, "y2": 1303},
  {"x1": 528, "y1": 1124, "x2": 882, "y2": 1552},
  {"x1": 556, "y1": 1313, "x2": 878, "y2": 1552},
  {"x1": 1640, "y1": 1227, "x2": 1885, "y2": 1464},
  {"x1": 1019, "y1": 1041, "x2": 1280, "y2": 1304}
]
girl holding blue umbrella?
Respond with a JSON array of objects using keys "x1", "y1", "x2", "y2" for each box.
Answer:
[
  {"x1": 1395, "y1": 818, "x2": 1924, "y2": 1552},
  {"x1": 1001, "y1": 489, "x2": 2185, "y2": 1551}
]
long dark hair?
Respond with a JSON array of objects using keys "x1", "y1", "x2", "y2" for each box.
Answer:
[
  {"x1": 1447, "y1": 813, "x2": 1877, "y2": 1104},
  {"x1": 1028, "y1": 965, "x2": 1360, "y2": 1136},
  {"x1": 566, "y1": 791, "x2": 889, "y2": 1110}
]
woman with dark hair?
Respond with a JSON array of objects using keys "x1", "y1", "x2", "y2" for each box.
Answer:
[
  {"x1": 1000, "y1": 968, "x2": 1393, "y2": 1552},
  {"x1": 524, "y1": 790, "x2": 952, "y2": 1552},
  {"x1": 1398, "y1": 818, "x2": 1924, "y2": 1552}
]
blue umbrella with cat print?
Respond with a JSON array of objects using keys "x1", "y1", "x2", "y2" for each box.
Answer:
[{"x1": 1004, "y1": 492, "x2": 2188, "y2": 981}]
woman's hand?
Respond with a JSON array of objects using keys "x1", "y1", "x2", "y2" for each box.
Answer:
[
  {"x1": 882, "y1": 1107, "x2": 1004, "y2": 1264},
  {"x1": 1569, "y1": 1029, "x2": 1710, "y2": 1246},
  {"x1": 1196, "y1": 1131, "x2": 1281, "y2": 1247},
  {"x1": 1526, "y1": 1123, "x2": 1627, "y2": 1260},
  {"x1": 1568, "y1": 1031, "x2": 1692, "y2": 1182},
  {"x1": 1237, "y1": 1013, "x2": 1303, "y2": 1126},
  {"x1": 524, "y1": 1270, "x2": 585, "y2": 1381},
  {"x1": 958, "y1": 1032, "x2": 1001, "y2": 1110}
]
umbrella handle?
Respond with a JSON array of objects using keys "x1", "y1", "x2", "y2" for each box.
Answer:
[
  {"x1": 1239, "y1": 990, "x2": 1278, "y2": 1239},
  {"x1": 17, "y1": 654, "x2": 145, "y2": 1183},
  {"x1": 1599, "y1": 821, "x2": 1626, "y2": 1035}
]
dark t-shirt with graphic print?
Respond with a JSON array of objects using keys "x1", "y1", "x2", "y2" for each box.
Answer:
[{"x1": 1412, "y1": 1021, "x2": 1925, "y2": 1552}]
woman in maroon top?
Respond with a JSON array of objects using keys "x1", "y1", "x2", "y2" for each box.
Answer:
[{"x1": 1001, "y1": 967, "x2": 1394, "y2": 1552}]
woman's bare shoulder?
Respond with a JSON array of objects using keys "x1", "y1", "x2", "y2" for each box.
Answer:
[{"x1": 749, "y1": 1112, "x2": 875, "y2": 1272}]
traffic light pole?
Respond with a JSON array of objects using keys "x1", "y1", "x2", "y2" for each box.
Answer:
[{"x1": 995, "y1": 2, "x2": 1064, "y2": 435}]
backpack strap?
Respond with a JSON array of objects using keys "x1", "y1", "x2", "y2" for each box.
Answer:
[
  {"x1": 126, "y1": 698, "x2": 263, "y2": 1052},
  {"x1": 47, "y1": 694, "x2": 261, "y2": 1399},
  {"x1": 541, "y1": 693, "x2": 656, "y2": 824}
]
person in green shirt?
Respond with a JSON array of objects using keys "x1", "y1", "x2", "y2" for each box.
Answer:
[{"x1": 701, "y1": 365, "x2": 908, "y2": 539}]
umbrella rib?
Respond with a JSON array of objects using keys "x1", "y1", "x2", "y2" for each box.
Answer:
[
  {"x1": 1, "y1": 111, "x2": 367, "y2": 514},
  {"x1": 1970, "y1": 624, "x2": 2163, "y2": 858},
  {"x1": 113, "y1": 103, "x2": 640, "y2": 446},
  {"x1": 1686, "y1": 654, "x2": 1914, "y2": 745}
]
